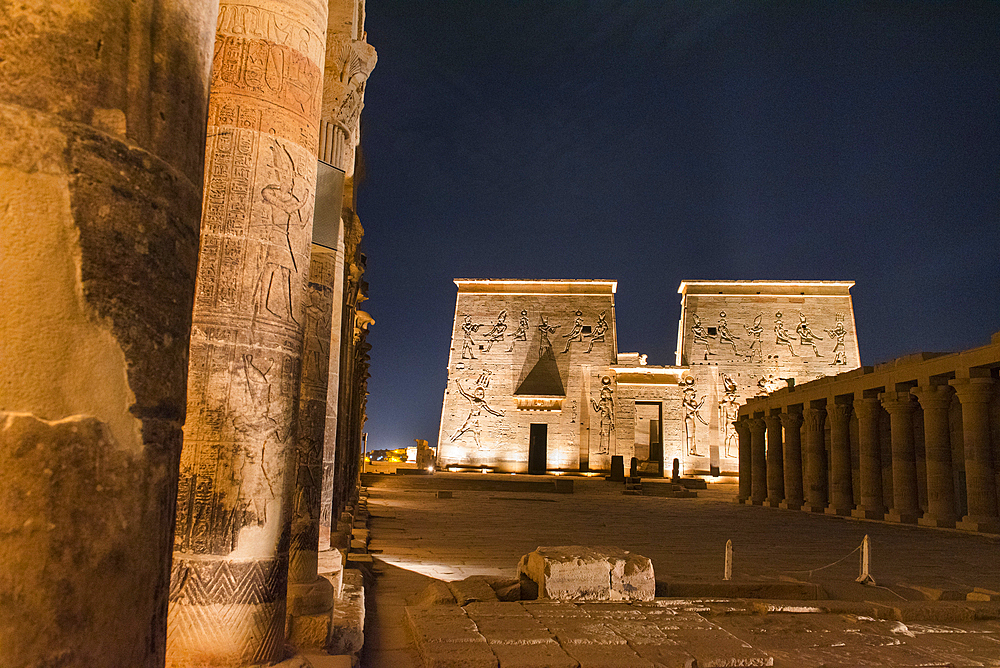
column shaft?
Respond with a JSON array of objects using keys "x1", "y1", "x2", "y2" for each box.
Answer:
[
  {"x1": 852, "y1": 398, "x2": 885, "y2": 519},
  {"x1": 779, "y1": 412, "x2": 804, "y2": 509},
  {"x1": 802, "y1": 407, "x2": 828, "y2": 512},
  {"x1": 881, "y1": 391, "x2": 921, "y2": 523},
  {"x1": 167, "y1": 1, "x2": 329, "y2": 665},
  {"x1": 735, "y1": 418, "x2": 752, "y2": 503},
  {"x1": 749, "y1": 418, "x2": 767, "y2": 505},
  {"x1": 764, "y1": 414, "x2": 785, "y2": 507},
  {"x1": 912, "y1": 385, "x2": 957, "y2": 527},
  {"x1": 826, "y1": 403, "x2": 854, "y2": 515},
  {"x1": 950, "y1": 378, "x2": 999, "y2": 533}
]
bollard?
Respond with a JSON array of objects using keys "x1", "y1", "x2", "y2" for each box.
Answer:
[
  {"x1": 724, "y1": 539, "x2": 733, "y2": 581},
  {"x1": 672, "y1": 458, "x2": 680, "y2": 483},
  {"x1": 856, "y1": 534, "x2": 874, "y2": 585}
]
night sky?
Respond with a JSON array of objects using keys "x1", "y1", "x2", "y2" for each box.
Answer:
[{"x1": 356, "y1": 1, "x2": 1000, "y2": 451}]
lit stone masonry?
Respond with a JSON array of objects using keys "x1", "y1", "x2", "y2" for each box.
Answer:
[
  {"x1": 0, "y1": 3, "x2": 217, "y2": 667},
  {"x1": 676, "y1": 280, "x2": 861, "y2": 476},
  {"x1": 518, "y1": 546, "x2": 656, "y2": 602},
  {"x1": 166, "y1": 0, "x2": 329, "y2": 665},
  {"x1": 740, "y1": 331, "x2": 1000, "y2": 534}
]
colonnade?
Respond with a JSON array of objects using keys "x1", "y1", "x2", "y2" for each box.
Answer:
[{"x1": 737, "y1": 336, "x2": 1000, "y2": 534}]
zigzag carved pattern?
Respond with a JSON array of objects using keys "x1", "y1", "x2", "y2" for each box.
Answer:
[
  {"x1": 169, "y1": 556, "x2": 287, "y2": 606},
  {"x1": 166, "y1": 597, "x2": 285, "y2": 665}
]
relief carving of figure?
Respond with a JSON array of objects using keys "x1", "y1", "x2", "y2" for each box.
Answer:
[
  {"x1": 562, "y1": 310, "x2": 585, "y2": 353},
  {"x1": 682, "y1": 378, "x2": 708, "y2": 456},
  {"x1": 450, "y1": 379, "x2": 504, "y2": 448},
  {"x1": 774, "y1": 311, "x2": 799, "y2": 357},
  {"x1": 795, "y1": 312, "x2": 823, "y2": 356},
  {"x1": 824, "y1": 315, "x2": 848, "y2": 365},
  {"x1": 459, "y1": 315, "x2": 482, "y2": 359},
  {"x1": 691, "y1": 313, "x2": 714, "y2": 356},
  {"x1": 718, "y1": 374, "x2": 740, "y2": 458},
  {"x1": 756, "y1": 373, "x2": 786, "y2": 396},
  {"x1": 718, "y1": 311, "x2": 740, "y2": 356},
  {"x1": 590, "y1": 376, "x2": 615, "y2": 455},
  {"x1": 482, "y1": 310, "x2": 507, "y2": 352},
  {"x1": 586, "y1": 310, "x2": 609, "y2": 353},
  {"x1": 743, "y1": 313, "x2": 764, "y2": 363},
  {"x1": 537, "y1": 316, "x2": 560, "y2": 357},
  {"x1": 257, "y1": 141, "x2": 311, "y2": 324},
  {"x1": 506, "y1": 309, "x2": 529, "y2": 352}
]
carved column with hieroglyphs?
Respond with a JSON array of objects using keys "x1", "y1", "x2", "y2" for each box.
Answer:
[{"x1": 167, "y1": 1, "x2": 328, "y2": 665}]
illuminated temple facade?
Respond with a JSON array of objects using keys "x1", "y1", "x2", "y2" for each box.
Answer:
[{"x1": 437, "y1": 279, "x2": 860, "y2": 476}]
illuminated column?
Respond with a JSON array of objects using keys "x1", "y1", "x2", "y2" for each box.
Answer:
[
  {"x1": 779, "y1": 411, "x2": 804, "y2": 510},
  {"x1": 880, "y1": 391, "x2": 920, "y2": 524},
  {"x1": 735, "y1": 418, "x2": 752, "y2": 503},
  {"x1": 851, "y1": 398, "x2": 885, "y2": 519},
  {"x1": 167, "y1": 1, "x2": 328, "y2": 665},
  {"x1": 749, "y1": 417, "x2": 767, "y2": 505},
  {"x1": 802, "y1": 407, "x2": 827, "y2": 512},
  {"x1": 0, "y1": 3, "x2": 216, "y2": 666},
  {"x1": 911, "y1": 385, "x2": 957, "y2": 528},
  {"x1": 764, "y1": 413, "x2": 784, "y2": 507},
  {"x1": 950, "y1": 378, "x2": 999, "y2": 533},
  {"x1": 825, "y1": 403, "x2": 853, "y2": 516}
]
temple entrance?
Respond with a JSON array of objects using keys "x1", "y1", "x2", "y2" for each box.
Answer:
[
  {"x1": 528, "y1": 423, "x2": 548, "y2": 474},
  {"x1": 635, "y1": 402, "x2": 664, "y2": 475}
]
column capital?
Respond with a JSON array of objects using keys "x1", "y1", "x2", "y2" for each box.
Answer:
[
  {"x1": 779, "y1": 411, "x2": 803, "y2": 430},
  {"x1": 827, "y1": 403, "x2": 852, "y2": 423},
  {"x1": 949, "y1": 377, "x2": 997, "y2": 404},
  {"x1": 852, "y1": 397, "x2": 882, "y2": 421},
  {"x1": 748, "y1": 417, "x2": 767, "y2": 435},
  {"x1": 880, "y1": 391, "x2": 917, "y2": 414},
  {"x1": 910, "y1": 384, "x2": 954, "y2": 411},
  {"x1": 763, "y1": 413, "x2": 783, "y2": 430},
  {"x1": 802, "y1": 406, "x2": 826, "y2": 431},
  {"x1": 734, "y1": 417, "x2": 751, "y2": 437}
]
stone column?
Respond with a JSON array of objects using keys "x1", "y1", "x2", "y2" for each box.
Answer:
[
  {"x1": 802, "y1": 407, "x2": 828, "y2": 512},
  {"x1": 851, "y1": 398, "x2": 885, "y2": 519},
  {"x1": 880, "y1": 391, "x2": 921, "y2": 523},
  {"x1": 167, "y1": 2, "x2": 329, "y2": 666},
  {"x1": 911, "y1": 385, "x2": 957, "y2": 528},
  {"x1": 950, "y1": 378, "x2": 999, "y2": 533},
  {"x1": 764, "y1": 413, "x2": 784, "y2": 507},
  {"x1": 749, "y1": 417, "x2": 767, "y2": 505},
  {"x1": 735, "y1": 418, "x2": 752, "y2": 503},
  {"x1": 0, "y1": 4, "x2": 216, "y2": 667},
  {"x1": 826, "y1": 403, "x2": 854, "y2": 516},
  {"x1": 779, "y1": 411, "x2": 804, "y2": 510}
]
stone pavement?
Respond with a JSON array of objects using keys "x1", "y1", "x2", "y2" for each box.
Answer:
[{"x1": 359, "y1": 474, "x2": 1000, "y2": 667}]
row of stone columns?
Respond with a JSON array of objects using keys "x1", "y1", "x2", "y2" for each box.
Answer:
[{"x1": 737, "y1": 377, "x2": 999, "y2": 533}]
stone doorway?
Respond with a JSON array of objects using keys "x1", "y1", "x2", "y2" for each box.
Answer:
[{"x1": 528, "y1": 423, "x2": 548, "y2": 474}]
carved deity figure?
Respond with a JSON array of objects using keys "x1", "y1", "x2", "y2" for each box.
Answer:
[
  {"x1": 590, "y1": 376, "x2": 615, "y2": 455},
  {"x1": 691, "y1": 313, "x2": 714, "y2": 356},
  {"x1": 718, "y1": 311, "x2": 740, "y2": 356},
  {"x1": 718, "y1": 375, "x2": 740, "y2": 458},
  {"x1": 257, "y1": 140, "x2": 311, "y2": 324},
  {"x1": 796, "y1": 312, "x2": 823, "y2": 356},
  {"x1": 506, "y1": 309, "x2": 529, "y2": 352},
  {"x1": 587, "y1": 310, "x2": 609, "y2": 353},
  {"x1": 743, "y1": 313, "x2": 764, "y2": 363},
  {"x1": 460, "y1": 315, "x2": 482, "y2": 359},
  {"x1": 537, "y1": 316, "x2": 561, "y2": 357},
  {"x1": 824, "y1": 316, "x2": 848, "y2": 365},
  {"x1": 774, "y1": 311, "x2": 798, "y2": 357},
  {"x1": 562, "y1": 310, "x2": 585, "y2": 353},
  {"x1": 450, "y1": 380, "x2": 504, "y2": 448},
  {"x1": 756, "y1": 373, "x2": 785, "y2": 395},
  {"x1": 682, "y1": 378, "x2": 708, "y2": 456},
  {"x1": 482, "y1": 310, "x2": 507, "y2": 352}
]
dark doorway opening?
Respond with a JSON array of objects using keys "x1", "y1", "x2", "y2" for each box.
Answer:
[{"x1": 528, "y1": 423, "x2": 548, "y2": 474}]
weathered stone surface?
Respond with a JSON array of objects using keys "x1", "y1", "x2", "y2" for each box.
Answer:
[
  {"x1": 562, "y1": 642, "x2": 656, "y2": 667},
  {"x1": 287, "y1": 611, "x2": 333, "y2": 651},
  {"x1": 488, "y1": 641, "x2": 578, "y2": 667},
  {"x1": 472, "y1": 616, "x2": 555, "y2": 645},
  {"x1": 328, "y1": 570, "x2": 365, "y2": 655},
  {"x1": 450, "y1": 576, "x2": 500, "y2": 606},
  {"x1": 518, "y1": 546, "x2": 655, "y2": 602},
  {"x1": 415, "y1": 581, "x2": 459, "y2": 607},
  {"x1": 416, "y1": 641, "x2": 499, "y2": 668}
]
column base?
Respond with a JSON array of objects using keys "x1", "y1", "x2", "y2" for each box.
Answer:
[
  {"x1": 851, "y1": 506, "x2": 885, "y2": 520},
  {"x1": 765, "y1": 498, "x2": 783, "y2": 508},
  {"x1": 885, "y1": 510, "x2": 920, "y2": 524},
  {"x1": 956, "y1": 516, "x2": 1000, "y2": 534},
  {"x1": 750, "y1": 497, "x2": 766, "y2": 506},
  {"x1": 778, "y1": 500, "x2": 802, "y2": 510},
  {"x1": 803, "y1": 504, "x2": 827, "y2": 513},
  {"x1": 825, "y1": 505, "x2": 853, "y2": 516},
  {"x1": 918, "y1": 515, "x2": 956, "y2": 529}
]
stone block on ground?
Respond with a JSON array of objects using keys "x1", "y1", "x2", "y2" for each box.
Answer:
[
  {"x1": 327, "y1": 570, "x2": 365, "y2": 655},
  {"x1": 449, "y1": 575, "x2": 500, "y2": 605},
  {"x1": 464, "y1": 601, "x2": 532, "y2": 618},
  {"x1": 488, "y1": 640, "x2": 579, "y2": 668},
  {"x1": 415, "y1": 580, "x2": 458, "y2": 607},
  {"x1": 561, "y1": 641, "x2": 656, "y2": 667},
  {"x1": 472, "y1": 615, "x2": 556, "y2": 644},
  {"x1": 287, "y1": 611, "x2": 333, "y2": 651},
  {"x1": 518, "y1": 546, "x2": 655, "y2": 602},
  {"x1": 405, "y1": 605, "x2": 484, "y2": 644},
  {"x1": 415, "y1": 640, "x2": 499, "y2": 668}
]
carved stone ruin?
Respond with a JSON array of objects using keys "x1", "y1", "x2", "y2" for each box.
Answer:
[{"x1": 518, "y1": 546, "x2": 655, "y2": 602}]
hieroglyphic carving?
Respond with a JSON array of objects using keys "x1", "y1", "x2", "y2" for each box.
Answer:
[
  {"x1": 719, "y1": 374, "x2": 740, "y2": 457},
  {"x1": 537, "y1": 316, "x2": 560, "y2": 357},
  {"x1": 482, "y1": 310, "x2": 507, "y2": 352},
  {"x1": 591, "y1": 376, "x2": 615, "y2": 455},
  {"x1": 743, "y1": 314, "x2": 763, "y2": 363},
  {"x1": 774, "y1": 311, "x2": 798, "y2": 357},
  {"x1": 718, "y1": 311, "x2": 740, "y2": 356},
  {"x1": 506, "y1": 309, "x2": 528, "y2": 352},
  {"x1": 215, "y1": 4, "x2": 326, "y2": 64},
  {"x1": 825, "y1": 315, "x2": 848, "y2": 365},
  {"x1": 586, "y1": 310, "x2": 609, "y2": 352},
  {"x1": 690, "y1": 313, "x2": 714, "y2": 357},
  {"x1": 682, "y1": 377, "x2": 708, "y2": 456},
  {"x1": 562, "y1": 310, "x2": 584, "y2": 353},
  {"x1": 796, "y1": 312, "x2": 823, "y2": 356},
  {"x1": 450, "y1": 379, "x2": 504, "y2": 448},
  {"x1": 459, "y1": 315, "x2": 482, "y2": 359}
]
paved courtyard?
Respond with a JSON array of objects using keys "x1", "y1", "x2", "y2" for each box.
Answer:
[{"x1": 358, "y1": 474, "x2": 1000, "y2": 667}]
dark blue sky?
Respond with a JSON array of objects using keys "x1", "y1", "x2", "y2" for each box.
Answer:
[{"x1": 356, "y1": 1, "x2": 1000, "y2": 450}]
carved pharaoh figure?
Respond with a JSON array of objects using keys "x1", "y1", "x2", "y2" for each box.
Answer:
[
  {"x1": 587, "y1": 310, "x2": 609, "y2": 353},
  {"x1": 718, "y1": 375, "x2": 740, "y2": 458},
  {"x1": 591, "y1": 376, "x2": 615, "y2": 455},
  {"x1": 796, "y1": 312, "x2": 823, "y2": 356},
  {"x1": 682, "y1": 378, "x2": 708, "y2": 456},
  {"x1": 718, "y1": 311, "x2": 740, "y2": 356},
  {"x1": 562, "y1": 310, "x2": 585, "y2": 353},
  {"x1": 743, "y1": 313, "x2": 764, "y2": 363},
  {"x1": 506, "y1": 309, "x2": 529, "y2": 352},
  {"x1": 460, "y1": 315, "x2": 482, "y2": 359},
  {"x1": 537, "y1": 316, "x2": 560, "y2": 357},
  {"x1": 482, "y1": 310, "x2": 507, "y2": 352},
  {"x1": 450, "y1": 380, "x2": 504, "y2": 448},
  {"x1": 824, "y1": 315, "x2": 848, "y2": 365},
  {"x1": 774, "y1": 311, "x2": 799, "y2": 357}
]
